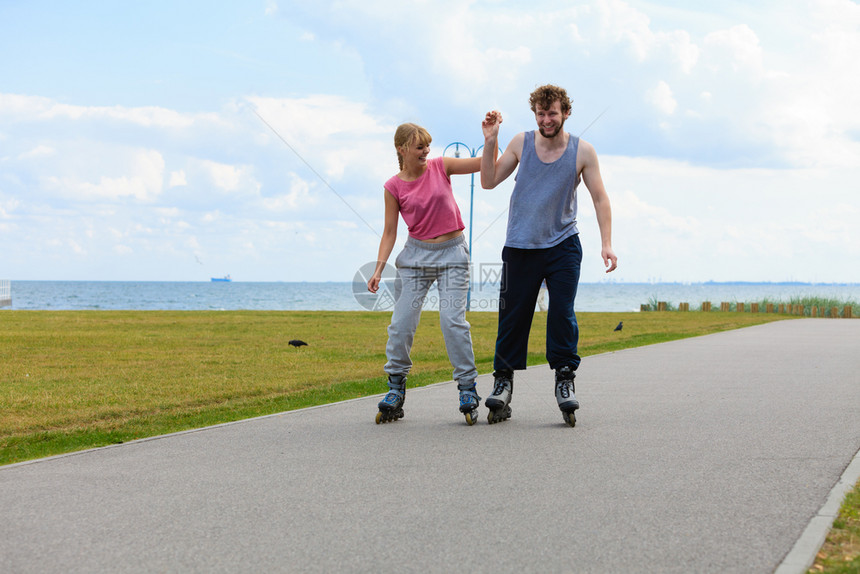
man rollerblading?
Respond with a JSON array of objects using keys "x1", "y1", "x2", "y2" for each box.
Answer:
[
  {"x1": 458, "y1": 381, "x2": 481, "y2": 426},
  {"x1": 555, "y1": 366, "x2": 579, "y2": 427},
  {"x1": 485, "y1": 370, "x2": 513, "y2": 424},
  {"x1": 480, "y1": 85, "x2": 617, "y2": 424},
  {"x1": 376, "y1": 374, "x2": 406, "y2": 424}
]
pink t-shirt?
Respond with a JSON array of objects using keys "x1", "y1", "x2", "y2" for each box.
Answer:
[{"x1": 383, "y1": 157, "x2": 465, "y2": 240}]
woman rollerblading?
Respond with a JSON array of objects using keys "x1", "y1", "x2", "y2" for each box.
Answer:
[
  {"x1": 376, "y1": 375, "x2": 406, "y2": 424},
  {"x1": 555, "y1": 366, "x2": 579, "y2": 427},
  {"x1": 486, "y1": 370, "x2": 513, "y2": 424},
  {"x1": 368, "y1": 122, "x2": 495, "y2": 424},
  {"x1": 458, "y1": 382, "x2": 481, "y2": 426}
]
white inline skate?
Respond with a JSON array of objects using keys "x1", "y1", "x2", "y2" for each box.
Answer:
[
  {"x1": 485, "y1": 370, "x2": 513, "y2": 424},
  {"x1": 555, "y1": 366, "x2": 579, "y2": 427}
]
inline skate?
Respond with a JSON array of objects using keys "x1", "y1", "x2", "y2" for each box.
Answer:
[
  {"x1": 458, "y1": 381, "x2": 481, "y2": 426},
  {"x1": 555, "y1": 366, "x2": 579, "y2": 427},
  {"x1": 485, "y1": 370, "x2": 513, "y2": 424},
  {"x1": 376, "y1": 374, "x2": 406, "y2": 424}
]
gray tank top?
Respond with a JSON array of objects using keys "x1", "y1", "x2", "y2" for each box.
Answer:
[{"x1": 505, "y1": 130, "x2": 580, "y2": 249}]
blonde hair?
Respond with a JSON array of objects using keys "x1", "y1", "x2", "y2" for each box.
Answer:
[{"x1": 394, "y1": 123, "x2": 432, "y2": 170}]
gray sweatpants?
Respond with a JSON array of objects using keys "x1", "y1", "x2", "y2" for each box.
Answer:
[{"x1": 384, "y1": 235, "x2": 478, "y2": 390}]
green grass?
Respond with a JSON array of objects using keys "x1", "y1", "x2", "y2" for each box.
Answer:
[
  {"x1": 784, "y1": 295, "x2": 859, "y2": 318},
  {"x1": 809, "y1": 481, "x2": 860, "y2": 573},
  {"x1": 1, "y1": 309, "x2": 790, "y2": 465}
]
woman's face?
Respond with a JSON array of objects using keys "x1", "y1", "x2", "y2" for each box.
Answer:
[{"x1": 400, "y1": 139, "x2": 430, "y2": 168}]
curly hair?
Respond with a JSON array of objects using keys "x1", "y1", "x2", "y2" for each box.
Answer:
[
  {"x1": 529, "y1": 84, "x2": 572, "y2": 115},
  {"x1": 394, "y1": 123, "x2": 432, "y2": 170}
]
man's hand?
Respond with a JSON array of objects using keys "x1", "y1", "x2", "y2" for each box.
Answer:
[
  {"x1": 482, "y1": 110, "x2": 502, "y2": 139},
  {"x1": 602, "y1": 247, "x2": 618, "y2": 273}
]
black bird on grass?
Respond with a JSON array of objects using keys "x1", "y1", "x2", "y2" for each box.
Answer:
[
  {"x1": 614, "y1": 321, "x2": 623, "y2": 332},
  {"x1": 288, "y1": 339, "x2": 308, "y2": 348}
]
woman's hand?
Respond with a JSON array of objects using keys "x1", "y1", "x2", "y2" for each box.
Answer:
[{"x1": 367, "y1": 272, "x2": 382, "y2": 293}]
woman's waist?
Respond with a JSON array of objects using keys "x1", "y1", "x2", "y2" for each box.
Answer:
[
  {"x1": 404, "y1": 231, "x2": 467, "y2": 251},
  {"x1": 413, "y1": 229, "x2": 463, "y2": 244}
]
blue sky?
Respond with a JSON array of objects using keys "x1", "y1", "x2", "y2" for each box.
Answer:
[{"x1": 1, "y1": 0, "x2": 858, "y2": 283}]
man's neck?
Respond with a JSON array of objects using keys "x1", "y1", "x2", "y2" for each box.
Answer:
[{"x1": 535, "y1": 129, "x2": 569, "y2": 151}]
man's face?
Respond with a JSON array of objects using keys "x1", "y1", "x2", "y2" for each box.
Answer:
[{"x1": 534, "y1": 100, "x2": 569, "y2": 139}]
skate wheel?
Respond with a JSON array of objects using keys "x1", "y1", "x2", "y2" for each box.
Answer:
[
  {"x1": 563, "y1": 411, "x2": 576, "y2": 427},
  {"x1": 376, "y1": 411, "x2": 383, "y2": 424},
  {"x1": 465, "y1": 411, "x2": 476, "y2": 426},
  {"x1": 487, "y1": 407, "x2": 510, "y2": 424}
]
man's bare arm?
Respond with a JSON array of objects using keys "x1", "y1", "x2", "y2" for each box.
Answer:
[
  {"x1": 580, "y1": 140, "x2": 618, "y2": 272},
  {"x1": 481, "y1": 111, "x2": 522, "y2": 189}
]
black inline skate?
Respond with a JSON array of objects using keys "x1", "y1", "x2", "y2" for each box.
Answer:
[
  {"x1": 376, "y1": 374, "x2": 406, "y2": 424},
  {"x1": 485, "y1": 370, "x2": 513, "y2": 424},
  {"x1": 555, "y1": 366, "x2": 579, "y2": 427}
]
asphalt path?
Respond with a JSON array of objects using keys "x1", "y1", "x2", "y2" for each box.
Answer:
[{"x1": 1, "y1": 319, "x2": 859, "y2": 573}]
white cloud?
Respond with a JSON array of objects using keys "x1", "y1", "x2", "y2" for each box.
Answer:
[
  {"x1": 594, "y1": 0, "x2": 700, "y2": 72},
  {"x1": 703, "y1": 24, "x2": 763, "y2": 73},
  {"x1": 17, "y1": 145, "x2": 55, "y2": 160},
  {"x1": 614, "y1": 189, "x2": 697, "y2": 234},
  {"x1": 0, "y1": 198, "x2": 18, "y2": 219},
  {"x1": 168, "y1": 170, "x2": 187, "y2": 187},
  {"x1": 248, "y1": 94, "x2": 393, "y2": 184},
  {"x1": 646, "y1": 81, "x2": 677, "y2": 115},
  {"x1": 197, "y1": 159, "x2": 254, "y2": 193},
  {"x1": 249, "y1": 94, "x2": 389, "y2": 144},
  {"x1": 0, "y1": 93, "x2": 218, "y2": 129},
  {"x1": 595, "y1": 155, "x2": 859, "y2": 282},
  {"x1": 596, "y1": 0, "x2": 655, "y2": 60},
  {"x1": 262, "y1": 173, "x2": 318, "y2": 211},
  {"x1": 756, "y1": 0, "x2": 860, "y2": 168},
  {"x1": 41, "y1": 149, "x2": 165, "y2": 202}
]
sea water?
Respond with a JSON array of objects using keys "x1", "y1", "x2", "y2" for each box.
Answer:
[{"x1": 3, "y1": 280, "x2": 858, "y2": 312}]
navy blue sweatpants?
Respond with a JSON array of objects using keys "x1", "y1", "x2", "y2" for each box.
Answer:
[{"x1": 493, "y1": 234, "x2": 582, "y2": 372}]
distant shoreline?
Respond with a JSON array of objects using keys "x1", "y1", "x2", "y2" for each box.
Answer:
[
  {"x1": 4, "y1": 280, "x2": 858, "y2": 313},
  {"x1": 5, "y1": 280, "x2": 859, "y2": 286}
]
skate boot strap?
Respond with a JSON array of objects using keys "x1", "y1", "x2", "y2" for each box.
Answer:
[
  {"x1": 555, "y1": 366, "x2": 576, "y2": 380},
  {"x1": 457, "y1": 380, "x2": 478, "y2": 391},
  {"x1": 387, "y1": 374, "x2": 407, "y2": 390}
]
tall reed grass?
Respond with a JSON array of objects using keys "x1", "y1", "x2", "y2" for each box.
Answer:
[{"x1": 641, "y1": 295, "x2": 856, "y2": 317}]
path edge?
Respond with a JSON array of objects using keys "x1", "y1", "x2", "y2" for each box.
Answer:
[{"x1": 774, "y1": 446, "x2": 860, "y2": 573}]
